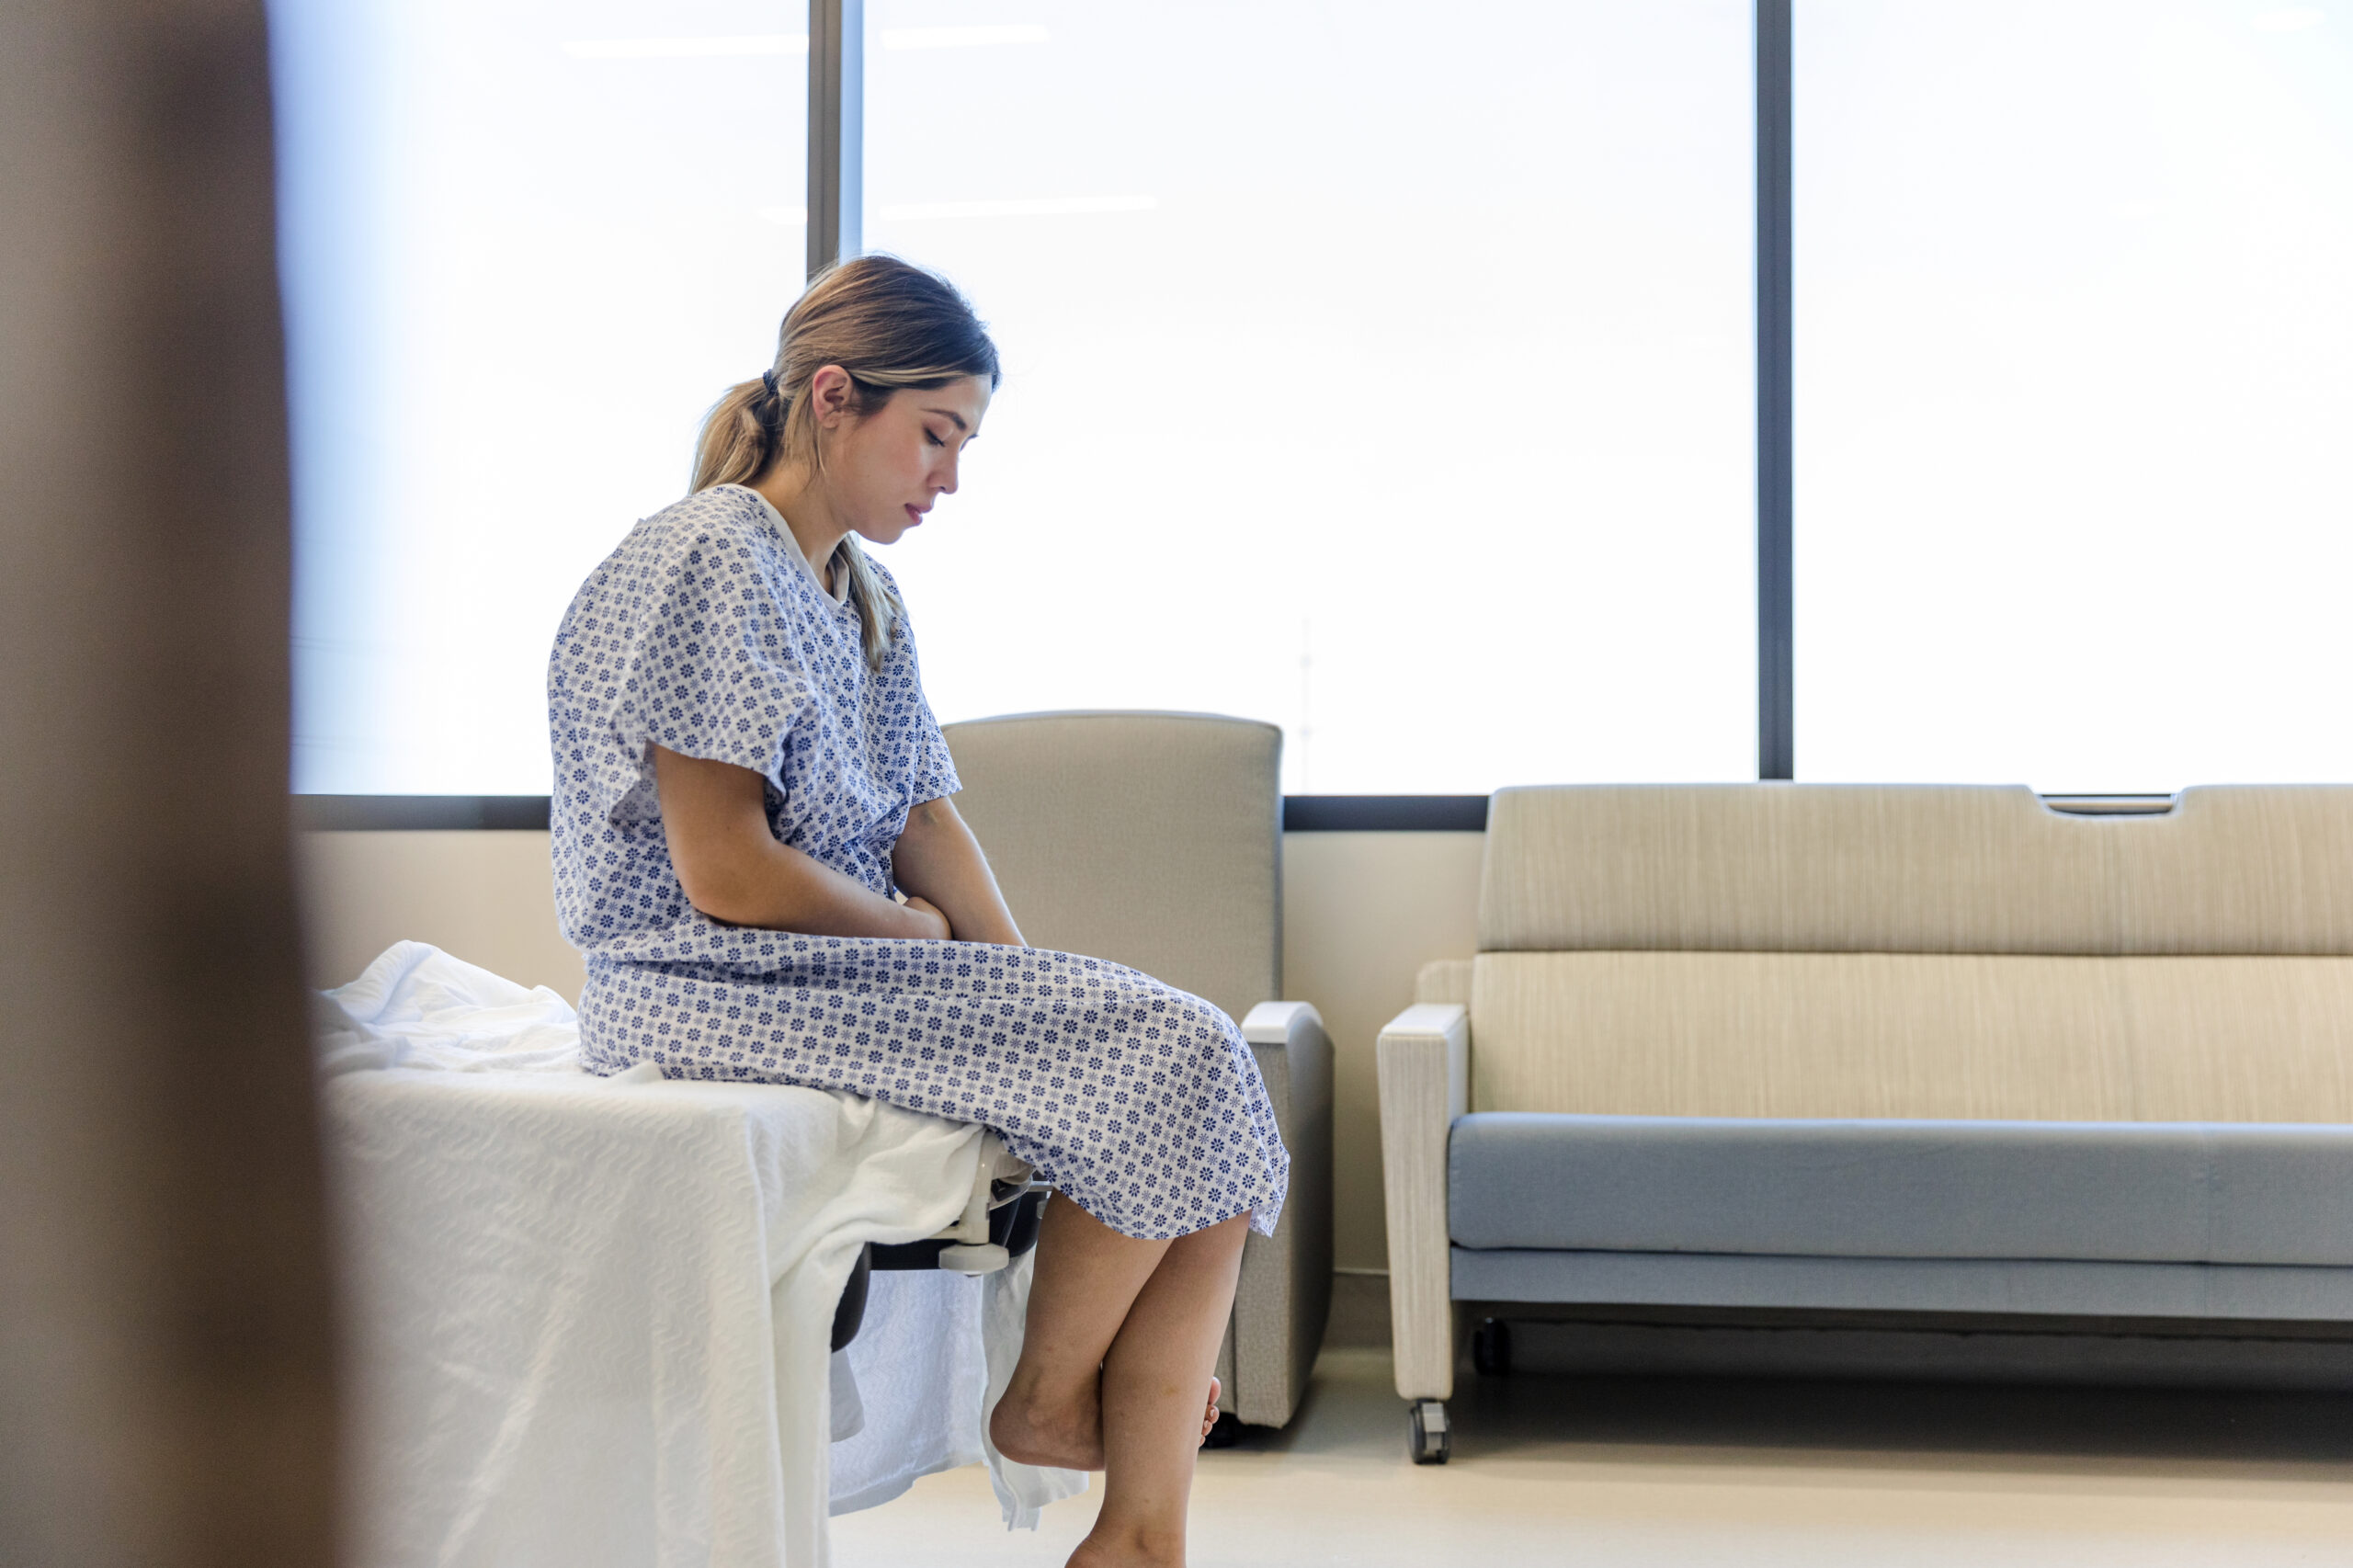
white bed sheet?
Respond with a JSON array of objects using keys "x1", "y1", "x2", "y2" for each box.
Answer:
[{"x1": 320, "y1": 943, "x2": 1084, "y2": 1568}]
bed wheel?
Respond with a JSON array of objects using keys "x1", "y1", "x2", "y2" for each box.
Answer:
[
  {"x1": 1407, "y1": 1399, "x2": 1449, "y2": 1465},
  {"x1": 1202, "y1": 1411, "x2": 1243, "y2": 1449},
  {"x1": 1472, "y1": 1317, "x2": 1513, "y2": 1377}
]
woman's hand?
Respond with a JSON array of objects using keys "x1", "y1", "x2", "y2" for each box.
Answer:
[{"x1": 902, "y1": 893, "x2": 951, "y2": 941}]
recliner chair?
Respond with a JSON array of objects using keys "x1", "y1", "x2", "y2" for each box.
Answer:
[{"x1": 940, "y1": 710, "x2": 1334, "y2": 1437}]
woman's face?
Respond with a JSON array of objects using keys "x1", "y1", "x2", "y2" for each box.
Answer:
[{"x1": 824, "y1": 373, "x2": 993, "y2": 547}]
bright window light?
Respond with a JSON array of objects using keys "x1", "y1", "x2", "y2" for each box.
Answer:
[
  {"x1": 2253, "y1": 7, "x2": 2328, "y2": 34},
  {"x1": 881, "y1": 24, "x2": 1050, "y2": 50},
  {"x1": 879, "y1": 195, "x2": 1157, "y2": 221},
  {"x1": 865, "y1": 0, "x2": 1757, "y2": 793},
  {"x1": 1795, "y1": 0, "x2": 2353, "y2": 790},
  {"x1": 560, "y1": 33, "x2": 808, "y2": 59},
  {"x1": 274, "y1": 0, "x2": 810, "y2": 794}
]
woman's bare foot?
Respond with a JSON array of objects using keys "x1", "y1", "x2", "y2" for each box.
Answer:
[
  {"x1": 1066, "y1": 1523, "x2": 1186, "y2": 1568},
  {"x1": 991, "y1": 1375, "x2": 1105, "y2": 1471},
  {"x1": 995, "y1": 1372, "x2": 1222, "y2": 1469}
]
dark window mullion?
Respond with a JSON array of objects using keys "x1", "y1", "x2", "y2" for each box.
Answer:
[
  {"x1": 807, "y1": 0, "x2": 863, "y2": 278},
  {"x1": 1756, "y1": 0, "x2": 1795, "y2": 780}
]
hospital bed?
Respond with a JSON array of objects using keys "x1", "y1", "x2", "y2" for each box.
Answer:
[
  {"x1": 826, "y1": 1124, "x2": 1049, "y2": 1353},
  {"x1": 320, "y1": 940, "x2": 1085, "y2": 1568}
]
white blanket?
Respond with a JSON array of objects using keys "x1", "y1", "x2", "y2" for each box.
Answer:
[{"x1": 321, "y1": 943, "x2": 1084, "y2": 1568}]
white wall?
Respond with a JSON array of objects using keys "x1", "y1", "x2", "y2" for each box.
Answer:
[
  {"x1": 1279, "y1": 834, "x2": 1482, "y2": 1272},
  {"x1": 299, "y1": 832, "x2": 585, "y2": 999},
  {"x1": 297, "y1": 827, "x2": 1483, "y2": 1272}
]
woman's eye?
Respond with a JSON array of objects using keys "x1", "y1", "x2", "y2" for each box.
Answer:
[{"x1": 926, "y1": 430, "x2": 946, "y2": 448}]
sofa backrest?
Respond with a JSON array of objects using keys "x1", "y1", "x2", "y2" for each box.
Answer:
[
  {"x1": 1461, "y1": 785, "x2": 2353, "y2": 1123},
  {"x1": 942, "y1": 710, "x2": 1281, "y2": 1027},
  {"x1": 1480, "y1": 784, "x2": 2353, "y2": 956}
]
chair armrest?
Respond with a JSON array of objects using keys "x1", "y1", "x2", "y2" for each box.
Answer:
[
  {"x1": 1377, "y1": 1002, "x2": 1468, "y2": 1402},
  {"x1": 1242, "y1": 999, "x2": 1325, "y2": 1051},
  {"x1": 1227, "y1": 1001, "x2": 1334, "y2": 1426}
]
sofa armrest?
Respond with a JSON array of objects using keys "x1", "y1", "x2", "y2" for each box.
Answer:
[
  {"x1": 1224, "y1": 1001, "x2": 1334, "y2": 1427},
  {"x1": 1377, "y1": 1003, "x2": 1468, "y2": 1402}
]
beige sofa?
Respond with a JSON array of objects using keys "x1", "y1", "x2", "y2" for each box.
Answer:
[
  {"x1": 944, "y1": 711, "x2": 1333, "y2": 1435},
  {"x1": 1379, "y1": 783, "x2": 2353, "y2": 1461}
]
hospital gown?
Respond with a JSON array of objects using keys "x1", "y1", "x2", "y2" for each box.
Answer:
[{"x1": 547, "y1": 483, "x2": 1289, "y2": 1240}]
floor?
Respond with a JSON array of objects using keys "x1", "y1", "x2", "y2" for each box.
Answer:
[{"x1": 831, "y1": 1347, "x2": 2353, "y2": 1567}]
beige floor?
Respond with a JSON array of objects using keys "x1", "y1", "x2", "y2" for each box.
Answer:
[{"x1": 832, "y1": 1347, "x2": 2353, "y2": 1567}]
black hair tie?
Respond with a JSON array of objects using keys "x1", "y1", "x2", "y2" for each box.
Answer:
[{"x1": 760, "y1": 369, "x2": 779, "y2": 398}]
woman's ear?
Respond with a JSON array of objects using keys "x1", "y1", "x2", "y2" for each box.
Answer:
[{"x1": 808, "y1": 364, "x2": 856, "y2": 428}]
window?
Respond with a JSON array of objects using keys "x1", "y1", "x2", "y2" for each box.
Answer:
[
  {"x1": 861, "y1": 0, "x2": 1758, "y2": 793},
  {"x1": 279, "y1": 1, "x2": 2350, "y2": 804},
  {"x1": 1795, "y1": 0, "x2": 2353, "y2": 790},
  {"x1": 277, "y1": 0, "x2": 810, "y2": 793}
]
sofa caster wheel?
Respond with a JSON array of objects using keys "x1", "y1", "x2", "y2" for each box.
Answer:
[
  {"x1": 1407, "y1": 1399, "x2": 1449, "y2": 1465},
  {"x1": 1472, "y1": 1317, "x2": 1513, "y2": 1377},
  {"x1": 1202, "y1": 1411, "x2": 1243, "y2": 1449}
]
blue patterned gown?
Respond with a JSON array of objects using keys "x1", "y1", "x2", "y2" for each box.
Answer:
[{"x1": 547, "y1": 484, "x2": 1288, "y2": 1240}]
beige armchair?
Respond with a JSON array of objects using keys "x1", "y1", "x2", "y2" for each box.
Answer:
[{"x1": 940, "y1": 710, "x2": 1333, "y2": 1435}]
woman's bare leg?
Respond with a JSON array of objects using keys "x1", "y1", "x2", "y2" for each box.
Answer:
[
  {"x1": 992, "y1": 1196, "x2": 1172, "y2": 1471},
  {"x1": 991, "y1": 1199, "x2": 1250, "y2": 1561},
  {"x1": 1074, "y1": 1210, "x2": 1249, "y2": 1568}
]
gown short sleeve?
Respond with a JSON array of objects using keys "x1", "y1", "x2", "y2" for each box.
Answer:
[
  {"x1": 624, "y1": 511, "x2": 813, "y2": 789},
  {"x1": 908, "y1": 687, "x2": 961, "y2": 806}
]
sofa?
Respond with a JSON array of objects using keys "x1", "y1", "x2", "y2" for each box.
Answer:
[
  {"x1": 943, "y1": 710, "x2": 1333, "y2": 1435},
  {"x1": 1377, "y1": 783, "x2": 2353, "y2": 1461}
]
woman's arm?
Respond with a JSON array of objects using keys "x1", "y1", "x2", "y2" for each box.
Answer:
[
  {"x1": 891, "y1": 795, "x2": 1026, "y2": 947},
  {"x1": 651, "y1": 744, "x2": 949, "y2": 939}
]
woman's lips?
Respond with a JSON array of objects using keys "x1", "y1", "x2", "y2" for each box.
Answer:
[{"x1": 904, "y1": 505, "x2": 925, "y2": 525}]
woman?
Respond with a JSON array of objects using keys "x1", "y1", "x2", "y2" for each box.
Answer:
[{"x1": 547, "y1": 255, "x2": 1289, "y2": 1568}]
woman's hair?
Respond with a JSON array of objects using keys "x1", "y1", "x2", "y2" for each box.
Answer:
[{"x1": 691, "y1": 255, "x2": 1000, "y2": 670}]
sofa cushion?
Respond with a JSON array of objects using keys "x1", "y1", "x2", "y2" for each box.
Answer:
[
  {"x1": 1470, "y1": 950, "x2": 2353, "y2": 1122},
  {"x1": 1448, "y1": 1112, "x2": 2353, "y2": 1266},
  {"x1": 1478, "y1": 784, "x2": 2353, "y2": 957}
]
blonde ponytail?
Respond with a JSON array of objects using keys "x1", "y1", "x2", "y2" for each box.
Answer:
[
  {"x1": 690, "y1": 378, "x2": 779, "y2": 494},
  {"x1": 689, "y1": 256, "x2": 1000, "y2": 672}
]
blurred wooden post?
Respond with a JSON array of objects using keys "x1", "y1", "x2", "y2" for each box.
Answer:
[{"x1": 0, "y1": 2, "x2": 340, "y2": 1565}]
